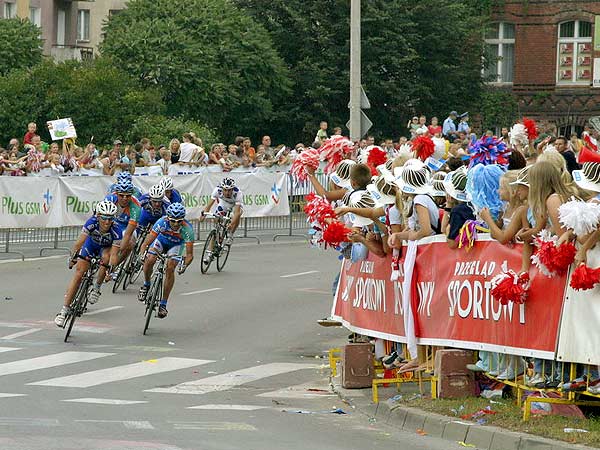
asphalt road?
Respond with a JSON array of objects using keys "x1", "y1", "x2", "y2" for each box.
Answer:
[{"x1": 0, "y1": 241, "x2": 466, "y2": 450}]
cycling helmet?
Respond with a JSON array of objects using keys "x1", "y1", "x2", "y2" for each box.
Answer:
[
  {"x1": 160, "y1": 176, "x2": 174, "y2": 190},
  {"x1": 117, "y1": 171, "x2": 132, "y2": 181},
  {"x1": 220, "y1": 177, "x2": 236, "y2": 189},
  {"x1": 114, "y1": 179, "x2": 134, "y2": 194},
  {"x1": 96, "y1": 200, "x2": 118, "y2": 216},
  {"x1": 166, "y1": 202, "x2": 186, "y2": 219},
  {"x1": 148, "y1": 184, "x2": 165, "y2": 200}
]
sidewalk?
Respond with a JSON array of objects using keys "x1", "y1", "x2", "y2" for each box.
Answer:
[{"x1": 331, "y1": 376, "x2": 597, "y2": 450}]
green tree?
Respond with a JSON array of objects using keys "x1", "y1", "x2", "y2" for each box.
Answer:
[
  {"x1": 0, "y1": 18, "x2": 43, "y2": 76},
  {"x1": 236, "y1": 0, "x2": 489, "y2": 142},
  {"x1": 0, "y1": 59, "x2": 165, "y2": 145},
  {"x1": 100, "y1": 0, "x2": 291, "y2": 142},
  {"x1": 127, "y1": 115, "x2": 218, "y2": 148},
  {"x1": 478, "y1": 88, "x2": 519, "y2": 131}
]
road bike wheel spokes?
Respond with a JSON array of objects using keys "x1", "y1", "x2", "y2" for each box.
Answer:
[
  {"x1": 143, "y1": 275, "x2": 161, "y2": 335},
  {"x1": 111, "y1": 262, "x2": 125, "y2": 293},
  {"x1": 129, "y1": 256, "x2": 143, "y2": 284},
  {"x1": 64, "y1": 279, "x2": 87, "y2": 342},
  {"x1": 216, "y1": 233, "x2": 231, "y2": 272},
  {"x1": 200, "y1": 230, "x2": 217, "y2": 274}
]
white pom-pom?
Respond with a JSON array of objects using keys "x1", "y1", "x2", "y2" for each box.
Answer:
[
  {"x1": 393, "y1": 143, "x2": 414, "y2": 159},
  {"x1": 510, "y1": 123, "x2": 528, "y2": 147},
  {"x1": 559, "y1": 198, "x2": 600, "y2": 236}
]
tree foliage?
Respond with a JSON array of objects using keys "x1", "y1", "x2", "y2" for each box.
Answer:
[
  {"x1": 0, "y1": 18, "x2": 43, "y2": 76},
  {"x1": 0, "y1": 59, "x2": 165, "y2": 146},
  {"x1": 479, "y1": 88, "x2": 519, "y2": 131},
  {"x1": 101, "y1": 0, "x2": 292, "y2": 142},
  {"x1": 127, "y1": 115, "x2": 217, "y2": 148},
  {"x1": 236, "y1": 0, "x2": 489, "y2": 142}
]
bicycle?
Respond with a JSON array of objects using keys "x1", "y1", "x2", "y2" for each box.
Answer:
[
  {"x1": 200, "y1": 213, "x2": 232, "y2": 274},
  {"x1": 62, "y1": 257, "x2": 100, "y2": 342},
  {"x1": 143, "y1": 252, "x2": 167, "y2": 335},
  {"x1": 112, "y1": 229, "x2": 145, "y2": 293},
  {"x1": 123, "y1": 226, "x2": 150, "y2": 289}
]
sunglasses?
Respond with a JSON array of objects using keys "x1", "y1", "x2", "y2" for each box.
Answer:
[
  {"x1": 169, "y1": 218, "x2": 184, "y2": 223},
  {"x1": 99, "y1": 215, "x2": 114, "y2": 221},
  {"x1": 117, "y1": 193, "x2": 132, "y2": 198}
]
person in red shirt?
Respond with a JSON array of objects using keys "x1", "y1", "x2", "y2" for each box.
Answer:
[
  {"x1": 23, "y1": 122, "x2": 38, "y2": 145},
  {"x1": 428, "y1": 117, "x2": 442, "y2": 137}
]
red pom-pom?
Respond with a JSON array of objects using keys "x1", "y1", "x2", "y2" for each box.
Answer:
[
  {"x1": 412, "y1": 136, "x2": 434, "y2": 161},
  {"x1": 322, "y1": 221, "x2": 351, "y2": 247},
  {"x1": 291, "y1": 148, "x2": 320, "y2": 181},
  {"x1": 367, "y1": 147, "x2": 388, "y2": 175},
  {"x1": 490, "y1": 270, "x2": 529, "y2": 305},
  {"x1": 550, "y1": 242, "x2": 577, "y2": 273},
  {"x1": 523, "y1": 117, "x2": 538, "y2": 141},
  {"x1": 570, "y1": 264, "x2": 600, "y2": 291},
  {"x1": 532, "y1": 232, "x2": 575, "y2": 277},
  {"x1": 319, "y1": 136, "x2": 355, "y2": 174},
  {"x1": 304, "y1": 193, "x2": 336, "y2": 227}
]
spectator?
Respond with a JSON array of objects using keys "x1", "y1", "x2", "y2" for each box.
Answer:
[
  {"x1": 133, "y1": 142, "x2": 147, "y2": 167},
  {"x1": 457, "y1": 112, "x2": 470, "y2": 135},
  {"x1": 24, "y1": 122, "x2": 38, "y2": 146},
  {"x1": 261, "y1": 135, "x2": 274, "y2": 157},
  {"x1": 140, "y1": 138, "x2": 151, "y2": 162},
  {"x1": 157, "y1": 146, "x2": 171, "y2": 174},
  {"x1": 554, "y1": 135, "x2": 580, "y2": 175},
  {"x1": 407, "y1": 116, "x2": 420, "y2": 138},
  {"x1": 501, "y1": 127, "x2": 510, "y2": 141},
  {"x1": 241, "y1": 137, "x2": 255, "y2": 161},
  {"x1": 209, "y1": 144, "x2": 222, "y2": 165},
  {"x1": 7, "y1": 138, "x2": 22, "y2": 157},
  {"x1": 366, "y1": 135, "x2": 375, "y2": 146},
  {"x1": 332, "y1": 127, "x2": 343, "y2": 136},
  {"x1": 179, "y1": 133, "x2": 202, "y2": 164},
  {"x1": 443, "y1": 111, "x2": 458, "y2": 139},
  {"x1": 428, "y1": 117, "x2": 442, "y2": 137},
  {"x1": 569, "y1": 133, "x2": 583, "y2": 155},
  {"x1": 315, "y1": 121, "x2": 328, "y2": 143},
  {"x1": 147, "y1": 146, "x2": 158, "y2": 164},
  {"x1": 111, "y1": 139, "x2": 123, "y2": 158},
  {"x1": 169, "y1": 138, "x2": 181, "y2": 164},
  {"x1": 101, "y1": 149, "x2": 119, "y2": 176}
]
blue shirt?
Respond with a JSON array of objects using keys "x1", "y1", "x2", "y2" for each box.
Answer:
[
  {"x1": 106, "y1": 183, "x2": 142, "y2": 199},
  {"x1": 104, "y1": 193, "x2": 141, "y2": 229},
  {"x1": 82, "y1": 216, "x2": 123, "y2": 248},
  {"x1": 457, "y1": 121, "x2": 470, "y2": 133},
  {"x1": 443, "y1": 117, "x2": 456, "y2": 136},
  {"x1": 137, "y1": 194, "x2": 170, "y2": 229},
  {"x1": 165, "y1": 189, "x2": 182, "y2": 204},
  {"x1": 151, "y1": 216, "x2": 194, "y2": 246}
]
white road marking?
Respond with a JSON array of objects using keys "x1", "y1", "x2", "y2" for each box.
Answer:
[
  {"x1": 280, "y1": 270, "x2": 319, "y2": 278},
  {"x1": 0, "y1": 347, "x2": 20, "y2": 353},
  {"x1": 0, "y1": 393, "x2": 26, "y2": 398},
  {"x1": 0, "y1": 328, "x2": 42, "y2": 340},
  {"x1": 70, "y1": 325, "x2": 112, "y2": 334},
  {"x1": 75, "y1": 419, "x2": 155, "y2": 429},
  {"x1": 0, "y1": 351, "x2": 113, "y2": 377},
  {"x1": 146, "y1": 362, "x2": 319, "y2": 395},
  {"x1": 63, "y1": 398, "x2": 148, "y2": 405},
  {"x1": 84, "y1": 306, "x2": 124, "y2": 316},
  {"x1": 170, "y1": 421, "x2": 257, "y2": 431},
  {"x1": 188, "y1": 404, "x2": 270, "y2": 411},
  {"x1": 30, "y1": 357, "x2": 213, "y2": 388},
  {"x1": 0, "y1": 255, "x2": 64, "y2": 265},
  {"x1": 0, "y1": 322, "x2": 30, "y2": 329},
  {"x1": 180, "y1": 288, "x2": 222, "y2": 296},
  {"x1": 257, "y1": 381, "x2": 335, "y2": 399},
  {"x1": 0, "y1": 417, "x2": 60, "y2": 427}
]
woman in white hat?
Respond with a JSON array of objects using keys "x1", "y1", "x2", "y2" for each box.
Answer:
[{"x1": 441, "y1": 167, "x2": 476, "y2": 249}]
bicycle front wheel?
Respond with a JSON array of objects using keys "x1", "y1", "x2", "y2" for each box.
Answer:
[
  {"x1": 112, "y1": 262, "x2": 126, "y2": 293},
  {"x1": 64, "y1": 279, "x2": 88, "y2": 342},
  {"x1": 143, "y1": 275, "x2": 162, "y2": 335},
  {"x1": 200, "y1": 230, "x2": 217, "y2": 274},
  {"x1": 216, "y1": 232, "x2": 231, "y2": 272}
]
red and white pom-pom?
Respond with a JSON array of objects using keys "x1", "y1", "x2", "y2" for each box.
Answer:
[
  {"x1": 490, "y1": 270, "x2": 529, "y2": 305},
  {"x1": 319, "y1": 136, "x2": 355, "y2": 174},
  {"x1": 583, "y1": 132, "x2": 598, "y2": 152},
  {"x1": 559, "y1": 198, "x2": 600, "y2": 237},
  {"x1": 412, "y1": 135, "x2": 434, "y2": 161},
  {"x1": 523, "y1": 117, "x2": 538, "y2": 141},
  {"x1": 367, "y1": 146, "x2": 388, "y2": 175},
  {"x1": 322, "y1": 221, "x2": 351, "y2": 247},
  {"x1": 531, "y1": 230, "x2": 559, "y2": 277},
  {"x1": 551, "y1": 242, "x2": 577, "y2": 273},
  {"x1": 290, "y1": 147, "x2": 320, "y2": 182},
  {"x1": 570, "y1": 263, "x2": 600, "y2": 291},
  {"x1": 304, "y1": 193, "x2": 336, "y2": 227},
  {"x1": 393, "y1": 143, "x2": 414, "y2": 159},
  {"x1": 390, "y1": 248, "x2": 401, "y2": 281},
  {"x1": 27, "y1": 148, "x2": 42, "y2": 172}
]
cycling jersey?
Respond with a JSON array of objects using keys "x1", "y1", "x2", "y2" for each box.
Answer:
[
  {"x1": 106, "y1": 183, "x2": 142, "y2": 199},
  {"x1": 104, "y1": 193, "x2": 141, "y2": 231},
  {"x1": 211, "y1": 186, "x2": 242, "y2": 212},
  {"x1": 165, "y1": 189, "x2": 182, "y2": 204},
  {"x1": 148, "y1": 216, "x2": 194, "y2": 259},
  {"x1": 137, "y1": 194, "x2": 170, "y2": 230},
  {"x1": 79, "y1": 216, "x2": 123, "y2": 258}
]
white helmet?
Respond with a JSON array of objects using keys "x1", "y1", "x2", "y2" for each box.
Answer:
[
  {"x1": 96, "y1": 200, "x2": 118, "y2": 216},
  {"x1": 160, "y1": 177, "x2": 174, "y2": 190},
  {"x1": 148, "y1": 184, "x2": 165, "y2": 200}
]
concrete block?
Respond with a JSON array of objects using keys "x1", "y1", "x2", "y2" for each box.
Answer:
[
  {"x1": 387, "y1": 406, "x2": 407, "y2": 427},
  {"x1": 465, "y1": 426, "x2": 494, "y2": 449},
  {"x1": 490, "y1": 431, "x2": 521, "y2": 450},
  {"x1": 422, "y1": 415, "x2": 448, "y2": 438},
  {"x1": 519, "y1": 438, "x2": 553, "y2": 450},
  {"x1": 442, "y1": 421, "x2": 469, "y2": 442},
  {"x1": 402, "y1": 409, "x2": 427, "y2": 431},
  {"x1": 551, "y1": 443, "x2": 584, "y2": 450}
]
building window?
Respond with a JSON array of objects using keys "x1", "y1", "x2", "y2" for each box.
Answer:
[
  {"x1": 557, "y1": 20, "x2": 592, "y2": 85},
  {"x1": 484, "y1": 22, "x2": 515, "y2": 83},
  {"x1": 4, "y1": 2, "x2": 17, "y2": 19},
  {"x1": 77, "y1": 9, "x2": 90, "y2": 42},
  {"x1": 29, "y1": 7, "x2": 41, "y2": 27}
]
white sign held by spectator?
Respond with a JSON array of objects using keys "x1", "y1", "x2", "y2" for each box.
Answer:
[{"x1": 47, "y1": 118, "x2": 77, "y2": 141}]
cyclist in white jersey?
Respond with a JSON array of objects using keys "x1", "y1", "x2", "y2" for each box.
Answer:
[{"x1": 200, "y1": 177, "x2": 243, "y2": 246}]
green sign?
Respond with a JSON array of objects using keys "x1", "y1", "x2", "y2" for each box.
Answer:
[{"x1": 595, "y1": 16, "x2": 600, "y2": 51}]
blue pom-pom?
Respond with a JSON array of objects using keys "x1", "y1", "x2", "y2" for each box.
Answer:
[{"x1": 466, "y1": 164, "x2": 505, "y2": 220}]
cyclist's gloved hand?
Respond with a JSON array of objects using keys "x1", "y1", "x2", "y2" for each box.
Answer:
[{"x1": 68, "y1": 254, "x2": 78, "y2": 269}]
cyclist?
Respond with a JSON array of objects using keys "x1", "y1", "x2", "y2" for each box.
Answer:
[
  {"x1": 55, "y1": 201, "x2": 122, "y2": 327},
  {"x1": 160, "y1": 176, "x2": 183, "y2": 204},
  {"x1": 138, "y1": 184, "x2": 171, "y2": 230},
  {"x1": 199, "y1": 177, "x2": 243, "y2": 249},
  {"x1": 107, "y1": 171, "x2": 142, "y2": 199},
  {"x1": 104, "y1": 179, "x2": 141, "y2": 279},
  {"x1": 137, "y1": 202, "x2": 194, "y2": 319}
]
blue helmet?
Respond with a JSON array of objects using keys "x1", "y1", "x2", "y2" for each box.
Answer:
[
  {"x1": 117, "y1": 171, "x2": 132, "y2": 181},
  {"x1": 114, "y1": 180, "x2": 134, "y2": 194},
  {"x1": 166, "y1": 202, "x2": 186, "y2": 219}
]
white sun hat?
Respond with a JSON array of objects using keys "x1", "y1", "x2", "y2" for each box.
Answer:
[
  {"x1": 329, "y1": 159, "x2": 356, "y2": 189},
  {"x1": 393, "y1": 159, "x2": 433, "y2": 195},
  {"x1": 342, "y1": 190, "x2": 376, "y2": 227},
  {"x1": 367, "y1": 173, "x2": 397, "y2": 206},
  {"x1": 573, "y1": 162, "x2": 600, "y2": 193},
  {"x1": 442, "y1": 167, "x2": 471, "y2": 202}
]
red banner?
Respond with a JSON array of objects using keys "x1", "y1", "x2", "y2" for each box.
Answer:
[{"x1": 332, "y1": 236, "x2": 569, "y2": 359}]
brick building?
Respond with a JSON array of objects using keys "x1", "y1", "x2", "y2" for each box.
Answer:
[{"x1": 488, "y1": 0, "x2": 600, "y2": 135}]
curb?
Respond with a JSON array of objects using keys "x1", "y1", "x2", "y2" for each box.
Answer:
[{"x1": 331, "y1": 383, "x2": 594, "y2": 450}]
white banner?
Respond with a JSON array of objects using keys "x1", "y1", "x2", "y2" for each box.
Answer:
[{"x1": 0, "y1": 173, "x2": 289, "y2": 228}]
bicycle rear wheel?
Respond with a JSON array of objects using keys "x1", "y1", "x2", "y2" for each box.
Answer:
[
  {"x1": 143, "y1": 275, "x2": 161, "y2": 335},
  {"x1": 64, "y1": 279, "x2": 88, "y2": 342},
  {"x1": 200, "y1": 230, "x2": 217, "y2": 274},
  {"x1": 216, "y1": 231, "x2": 231, "y2": 272},
  {"x1": 129, "y1": 254, "x2": 144, "y2": 284},
  {"x1": 112, "y1": 262, "x2": 126, "y2": 293}
]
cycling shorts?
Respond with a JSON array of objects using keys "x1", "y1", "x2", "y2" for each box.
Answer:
[
  {"x1": 148, "y1": 237, "x2": 183, "y2": 260},
  {"x1": 79, "y1": 236, "x2": 115, "y2": 259}
]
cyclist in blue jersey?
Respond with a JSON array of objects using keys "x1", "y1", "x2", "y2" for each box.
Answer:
[
  {"x1": 55, "y1": 201, "x2": 122, "y2": 327},
  {"x1": 138, "y1": 203, "x2": 194, "y2": 318},
  {"x1": 137, "y1": 184, "x2": 171, "y2": 231},
  {"x1": 107, "y1": 171, "x2": 142, "y2": 198},
  {"x1": 160, "y1": 176, "x2": 183, "y2": 204},
  {"x1": 104, "y1": 179, "x2": 142, "y2": 278}
]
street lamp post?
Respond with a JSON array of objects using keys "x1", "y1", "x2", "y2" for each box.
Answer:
[{"x1": 349, "y1": 0, "x2": 361, "y2": 142}]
